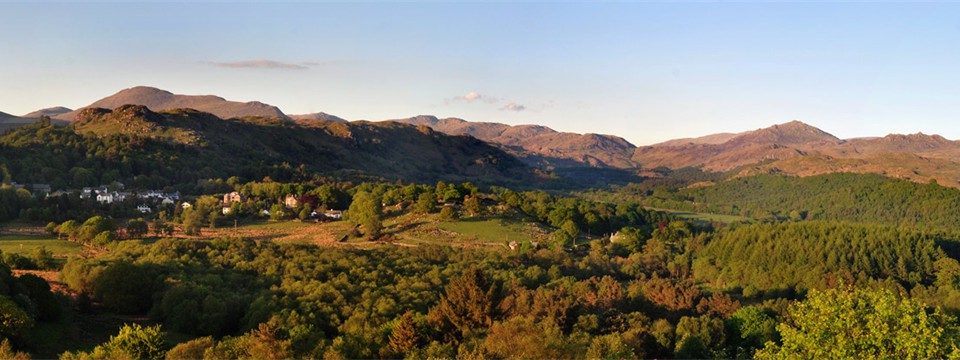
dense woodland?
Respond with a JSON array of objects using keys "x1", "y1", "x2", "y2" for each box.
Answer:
[{"x1": 3, "y1": 119, "x2": 960, "y2": 358}]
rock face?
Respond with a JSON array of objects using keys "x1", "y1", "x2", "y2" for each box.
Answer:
[
  {"x1": 55, "y1": 86, "x2": 287, "y2": 121},
  {"x1": 388, "y1": 116, "x2": 639, "y2": 169}
]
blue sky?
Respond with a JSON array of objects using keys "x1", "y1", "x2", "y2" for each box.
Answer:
[{"x1": 2, "y1": 2, "x2": 959, "y2": 145}]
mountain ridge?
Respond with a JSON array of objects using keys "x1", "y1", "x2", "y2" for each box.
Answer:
[
  {"x1": 54, "y1": 86, "x2": 288, "y2": 121},
  {"x1": 388, "y1": 115, "x2": 638, "y2": 169}
]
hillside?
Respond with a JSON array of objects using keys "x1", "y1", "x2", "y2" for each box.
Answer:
[
  {"x1": 23, "y1": 106, "x2": 72, "y2": 118},
  {"x1": 2, "y1": 105, "x2": 537, "y2": 188},
  {"x1": 54, "y1": 86, "x2": 287, "y2": 121},
  {"x1": 634, "y1": 121, "x2": 837, "y2": 171},
  {"x1": 389, "y1": 115, "x2": 639, "y2": 169},
  {"x1": 0, "y1": 111, "x2": 34, "y2": 131},
  {"x1": 289, "y1": 112, "x2": 348, "y2": 122},
  {"x1": 634, "y1": 121, "x2": 960, "y2": 187}
]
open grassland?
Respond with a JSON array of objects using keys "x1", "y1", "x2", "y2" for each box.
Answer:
[
  {"x1": 0, "y1": 235, "x2": 82, "y2": 256},
  {"x1": 383, "y1": 212, "x2": 549, "y2": 247},
  {"x1": 201, "y1": 219, "x2": 355, "y2": 245}
]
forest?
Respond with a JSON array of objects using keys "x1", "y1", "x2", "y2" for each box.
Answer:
[{"x1": 3, "y1": 121, "x2": 960, "y2": 359}]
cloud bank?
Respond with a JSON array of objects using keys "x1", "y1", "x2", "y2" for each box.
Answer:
[
  {"x1": 499, "y1": 103, "x2": 526, "y2": 112},
  {"x1": 209, "y1": 60, "x2": 309, "y2": 70}
]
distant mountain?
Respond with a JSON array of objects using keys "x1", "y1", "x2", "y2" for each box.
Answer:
[
  {"x1": 653, "y1": 132, "x2": 738, "y2": 147},
  {"x1": 389, "y1": 115, "x2": 639, "y2": 169},
  {"x1": 55, "y1": 86, "x2": 287, "y2": 121},
  {"x1": 638, "y1": 120, "x2": 960, "y2": 187},
  {"x1": 33, "y1": 105, "x2": 534, "y2": 184},
  {"x1": 23, "y1": 106, "x2": 72, "y2": 118},
  {"x1": 0, "y1": 111, "x2": 34, "y2": 131},
  {"x1": 634, "y1": 121, "x2": 840, "y2": 171},
  {"x1": 289, "y1": 112, "x2": 347, "y2": 122}
]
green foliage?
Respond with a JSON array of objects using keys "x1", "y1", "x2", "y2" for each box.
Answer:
[
  {"x1": 693, "y1": 221, "x2": 941, "y2": 292},
  {"x1": 652, "y1": 173, "x2": 960, "y2": 232},
  {"x1": 0, "y1": 338, "x2": 29, "y2": 360},
  {"x1": 0, "y1": 296, "x2": 33, "y2": 339},
  {"x1": 414, "y1": 192, "x2": 437, "y2": 214},
  {"x1": 63, "y1": 324, "x2": 166, "y2": 360},
  {"x1": 759, "y1": 286, "x2": 960, "y2": 359},
  {"x1": 125, "y1": 218, "x2": 149, "y2": 239},
  {"x1": 586, "y1": 333, "x2": 636, "y2": 360},
  {"x1": 165, "y1": 336, "x2": 214, "y2": 360},
  {"x1": 439, "y1": 206, "x2": 458, "y2": 221},
  {"x1": 346, "y1": 191, "x2": 382, "y2": 239},
  {"x1": 434, "y1": 267, "x2": 501, "y2": 338}
]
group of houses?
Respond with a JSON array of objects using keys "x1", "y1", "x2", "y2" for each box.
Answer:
[
  {"x1": 8, "y1": 181, "x2": 182, "y2": 214},
  {"x1": 222, "y1": 192, "x2": 342, "y2": 220}
]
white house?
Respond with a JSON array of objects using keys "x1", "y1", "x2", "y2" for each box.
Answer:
[
  {"x1": 137, "y1": 204, "x2": 152, "y2": 213},
  {"x1": 161, "y1": 197, "x2": 175, "y2": 205},
  {"x1": 96, "y1": 192, "x2": 115, "y2": 204},
  {"x1": 222, "y1": 207, "x2": 232, "y2": 215},
  {"x1": 324, "y1": 210, "x2": 343, "y2": 220},
  {"x1": 181, "y1": 202, "x2": 192, "y2": 209}
]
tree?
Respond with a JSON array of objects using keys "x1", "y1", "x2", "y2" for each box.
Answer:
[
  {"x1": 435, "y1": 267, "x2": 501, "y2": 337},
  {"x1": 92, "y1": 231, "x2": 117, "y2": 248},
  {"x1": 32, "y1": 246, "x2": 54, "y2": 270},
  {"x1": 269, "y1": 203, "x2": 287, "y2": 221},
  {"x1": 182, "y1": 208, "x2": 202, "y2": 236},
  {"x1": 126, "y1": 218, "x2": 149, "y2": 239},
  {"x1": 439, "y1": 206, "x2": 458, "y2": 221},
  {"x1": 346, "y1": 191, "x2": 382, "y2": 239},
  {"x1": 387, "y1": 311, "x2": 419, "y2": 357},
  {"x1": 0, "y1": 338, "x2": 28, "y2": 360},
  {"x1": 586, "y1": 333, "x2": 636, "y2": 360},
  {"x1": 415, "y1": 192, "x2": 437, "y2": 214},
  {"x1": 0, "y1": 297, "x2": 34, "y2": 340},
  {"x1": 463, "y1": 195, "x2": 482, "y2": 216},
  {"x1": 64, "y1": 323, "x2": 167, "y2": 360},
  {"x1": 757, "y1": 286, "x2": 960, "y2": 359}
]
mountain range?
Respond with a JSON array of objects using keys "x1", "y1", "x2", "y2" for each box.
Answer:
[{"x1": 7, "y1": 86, "x2": 960, "y2": 187}]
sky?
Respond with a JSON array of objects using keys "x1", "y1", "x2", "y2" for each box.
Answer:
[{"x1": 2, "y1": 2, "x2": 959, "y2": 146}]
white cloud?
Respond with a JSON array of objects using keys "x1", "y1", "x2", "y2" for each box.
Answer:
[
  {"x1": 463, "y1": 92, "x2": 482, "y2": 101},
  {"x1": 500, "y1": 103, "x2": 526, "y2": 112},
  {"x1": 208, "y1": 59, "x2": 309, "y2": 70}
]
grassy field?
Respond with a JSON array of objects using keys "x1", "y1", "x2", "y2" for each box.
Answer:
[
  {"x1": 0, "y1": 235, "x2": 82, "y2": 256},
  {"x1": 383, "y1": 213, "x2": 549, "y2": 247},
  {"x1": 204, "y1": 219, "x2": 355, "y2": 245}
]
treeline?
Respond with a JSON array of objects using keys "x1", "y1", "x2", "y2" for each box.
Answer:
[{"x1": 645, "y1": 173, "x2": 960, "y2": 232}]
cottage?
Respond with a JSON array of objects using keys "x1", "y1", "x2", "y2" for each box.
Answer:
[
  {"x1": 96, "y1": 193, "x2": 114, "y2": 204},
  {"x1": 284, "y1": 194, "x2": 300, "y2": 208},
  {"x1": 223, "y1": 191, "x2": 244, "y2": 205},
  {"x1": 222, "y1": 207, "x2": 232, "y2": 215},
  {"x1": 31, "y1": 184, "x2": 51, "y2": 196},
  {"x1": 261, "y1": 209, "x2": 271, "y2": 216},
  {"x1": 181, "y1": 202, "x2": 192, "y2": 209},
  {"x1": 143, "y1": 190, "x2": 164, "y2": 198},
  {"x1": 137, "y1": 204, "x2": 152, "y2": 213},
  {"x1": 161, "y1": 197, "x2": 175, "y2": 205}
]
